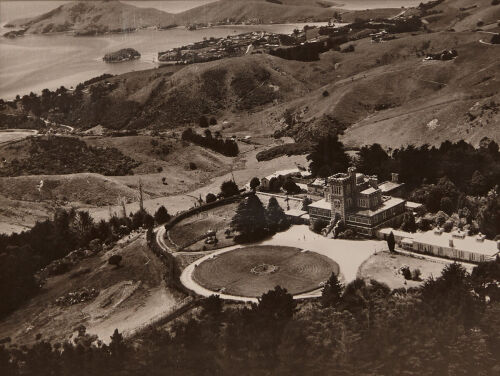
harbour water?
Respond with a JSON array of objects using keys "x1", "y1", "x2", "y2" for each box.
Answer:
[{"x1": 0, "y1": 0, "x2": 426, "y2": 99}]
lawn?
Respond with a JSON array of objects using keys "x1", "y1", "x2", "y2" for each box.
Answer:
[
  {"x1": 168, "y1": 202, "x2": 239, "y2": 251},
  {"x1": 356, "y1": 251, "x2": 474, "y2": 289},
  {"x1": 192, "y1": 245, "x2": 339, "y2": 297}
]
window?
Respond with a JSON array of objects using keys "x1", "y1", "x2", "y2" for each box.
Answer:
[{"x1": 334, "y1": 200, "x2": 341, "y2": 209}]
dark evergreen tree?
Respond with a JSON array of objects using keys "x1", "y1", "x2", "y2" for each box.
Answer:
[
  {"x1": 231, "y1": 194, "x2": 268, "y2": 241},
  {"x1": 265, "y1": 197, "x2": 289, "y2": 233},
  {"x1": 250, "y1": 177, "x2": 261, "y2": 191},
  {"x1": 387, "y1": 231, "x2": 395, "y2": 253},
  {"x1": 321, "y1": 272, "x2": 343, "y2": 308},
  {"x1": 154, "y1": 205, "x2": 171, "y2": 224},
  {"x1": 220, "y1": 180, "x2": 239, "y2": 198},
  {"x1": 307, "y1": 134, "x2": 350, "y2": 177}
]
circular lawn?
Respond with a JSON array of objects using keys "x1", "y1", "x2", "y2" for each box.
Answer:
[{"x1": 192, "y1": 245, "x2": 339, "y2": 298}]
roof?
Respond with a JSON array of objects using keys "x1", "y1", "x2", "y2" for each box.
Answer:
[
  {"x1": 263, "y1": 168, "x2": 301, "y2": 181},
  {"x1": 379, "y1": 228, "x2": 413, "y2": 238},
  {"x1": 402, "y1": 238, "x2": 414, "y2": 245},
  {"x1": 351, "y1": 197, "x2": 405, "y2": 217},
  {"x1": 414, "y1": 231, "x2": 499, "y2": 256},
  {"x1": 360, "y1": 187, "x2": 377, "y2": 195},
  {"x1": 406, "y1": 201, "x2": 424, "y2": 209},
  {"x1": 308, "y1": 178, "x2": 326, "y2": 187},
  {"x1": 379, "y1": 180, "x2": 404, "y2": 193},
  {"x1": 379, "y1": 228, "x2": 499, "y2": 256},
  {"x1": 285, "y1": 209, "x2": 308, "y2": 217},
  {"x1": 308, "y1": 199, "x2": 331, "y2": 210}
]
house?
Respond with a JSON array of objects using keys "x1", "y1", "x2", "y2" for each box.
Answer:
[
  {"x1": 377, "y1": 228, "x2": 500, "y2": 263},
  {"x1": 308, "y1": 167, "x2": 406, "y2": 236},
  {"x1": 260, "y1": 168, "x2": 301, "y2": 190}
]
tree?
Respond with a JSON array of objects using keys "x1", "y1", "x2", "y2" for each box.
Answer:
[
  {"x1": 387, "y1": 231, "x2": 395, "y2": 253},
  {"x1": 470, "y1": 170, "x2": 488, "y2": 196},
  {"x1": 440, "y1": 196, "x2": 454, "y2": 215},
  {"x1": 265, "y1": 197, "x2": 289, "y2": 233},
  {"x1": 108, "y1": 255, "x2": 122, "y2": 268},
  {"x1": 202, "y1": 295, "x2": 222, "y2": 317},
  {"x1": 307, "y1": 135, "x2": 350, "y2": 177},
  {"x1": 250, "y1": 177, "x2": 261, "y2": 191},
  {"x1": 154, "y1": 206, "x2": 171, "y2": 224},
  {"x1": 254, "y1": 286, "x2": 297, "y2": 320},
  {"x1": 356, "y1": 143, "x2": 390, "y2": 180},
  {"x1": 401, "y1": 212, "x2": 417, "y2": 233},
  {"x1": 199, "y1": 116, "x2": 209, "y2": 128},
  {"x1": 282, "y1": 179, "x2": 301, "y2": 194},
  {"x1": 321, "y1": 272, "x2": 343, "y2": 307},
  {"x1": 220, "y1": 180, "x2": 239, "y2": 198},
  {"x1": 302, "y1": 197, "x2": 312, "y2": 211},
  {"x1": 143, "y1": 213, "x2": 155, "y2": 229},
  {"x1": 231, "y1": 194, "x2": 268, "y2": 241},
  {"x1": 209, "y1": 117, "x2": 217, "y2": 125},
  {"x1": 268, "y1": 177, "x2": 282, "y2": 193},
  {"x1": 205, "y1": 193, "x2": 217, "y2": 203}
]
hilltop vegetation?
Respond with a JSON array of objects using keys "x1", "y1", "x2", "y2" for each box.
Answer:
[{"x1": 0, "y1": 136, "x2": 139, "y2": 177}]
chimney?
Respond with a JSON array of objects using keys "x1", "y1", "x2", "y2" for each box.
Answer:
[
  {"x1": 392, "y1": 173, "x2": 399, "y2": 183},
  {"x1": 449, "y1": 239, "x2": 454, "y2": 248}
]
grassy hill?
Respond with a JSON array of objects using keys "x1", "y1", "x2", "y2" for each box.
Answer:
[
  {"x1": 173, "y1": 0, "x2": 338, "y2": 25},
  {"x1": 420, "y1": 0, "x2": 500, "y2": 32},
  {"x1": 5, "y1": 0, "x2": 176, "y2": 35}
]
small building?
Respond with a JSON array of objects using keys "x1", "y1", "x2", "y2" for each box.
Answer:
[
  {"x1": 260, "y1": 168, "x2": 301, "y2": 190},
  {"x1": 377, "y1": 228, "x2": 500, "y2": 263},
  {"x1": 285, "y1": 209, "x2": 309, "y2": 224}
]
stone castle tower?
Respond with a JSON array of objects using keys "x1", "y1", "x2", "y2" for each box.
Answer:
[{"x1": 325, "y1": 167, "x2": 358, "y2": 220}]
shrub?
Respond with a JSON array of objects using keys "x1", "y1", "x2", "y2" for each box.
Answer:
[
  {"x1": 401, "y1": 266, "x2": 412, "y2": 280},
  {"x1": 154, "y1": 206, "x2": 170, "y2": 224},
  {"x1": 443, "y1": 221, "x2": 454, "y2": 233},
  {"x1": 108, "y1": 254, "x2": 122, "y2": 267},
  {"x1": 189, "y1": 162, "x2": 197, "y2": 170},
  {"x1": 412, "y1": 268, "x2": 422, "y2": 281},
  {"x1": 199, "y1": 116, "x2": 209, "y2": 128},
  {"x1": 209, "y1": 117, "x2": 217, "y2": 125},
  {"x1": 220, "y1": 180, "x2": 239, "y2": 198},
  {"x1": 322, "y1": 90, "x2": 329, "y2": 97},
  {"x1": 205, "y1": 193, "x2": 217, "y2": 203},
  {"x1": 311, "y1": 219, "x2": 328, "y2": 233}
]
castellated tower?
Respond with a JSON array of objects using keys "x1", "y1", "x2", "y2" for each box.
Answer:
[{"x1": 326, "y1": 167, "x2": 358, "y2": 220}]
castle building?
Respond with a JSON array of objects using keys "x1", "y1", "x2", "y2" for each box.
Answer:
[{"x1": 308, "y1": 167, "x2": 406, "y2": 236}]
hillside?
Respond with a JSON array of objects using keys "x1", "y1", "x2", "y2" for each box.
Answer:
[
  {"x1": 0, "y1": 234, "x2": 182, "y2": 346},
  {"x1": 5, "y1": 0, "x2": 175, "y2": 35},
  {"x1": 419, "y1": 0, "x2": 500, "y2": 32},
  {"x1": 173, "y1": 0, "x2": 338, "y2": 25}
]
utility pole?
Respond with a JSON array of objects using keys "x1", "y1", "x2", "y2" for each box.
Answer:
[{"x1": 138, "y1": 179, "x2": 144, "y2": 212}]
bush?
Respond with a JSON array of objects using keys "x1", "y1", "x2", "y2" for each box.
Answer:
[
  {"x1": 189, "y1": 162, "x2": 197, "y2": 170},
  {"x1": 412, "y1": 268, "x2": 422, "y2": 281},
  {"x1": 401, "y1": 266, "x2": 412, "y2": 280},
  {"x1": 199, "y1": 116, "x2": 209, "y2": 128},
  {"x1": 108, "y1": 254, "x2": 122, "y2": 267},
  {"x1": 443, "y1": 221, "x2": 454, "y2": 233},
  {"x1": 154, "y1": 206, "x2": 170, "y2": 224},
  {"x1": 311, "y1": 219, "x2": 328, "y2": 233},
  {"x1": 205, "y1": 193, "x2": 217, "y2": 203},
  {"x1": 209, "y1": 117, "x2": 217, "y2": 125},
  {"x1": 322, "y1": 90, "x2": 329, "y2": 97},
  {"x1": 220, "y1": 180, "x2": 239, "y2": 198}
]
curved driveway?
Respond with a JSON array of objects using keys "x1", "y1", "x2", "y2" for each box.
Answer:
[{"x1": 178, "y1": 225, "x2": 385, "y2": 302}]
